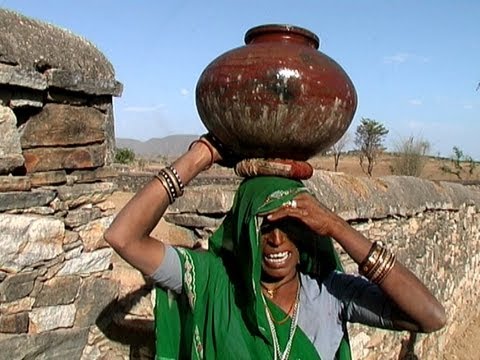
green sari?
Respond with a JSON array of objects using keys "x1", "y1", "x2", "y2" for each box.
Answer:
[{"x1": 154, "y1": 176, "x2": 352, "y2": 359}]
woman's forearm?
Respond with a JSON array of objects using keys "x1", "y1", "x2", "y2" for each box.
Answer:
[
  {"x1": 329, "y1": 220, "x2": 446, "y2": 333},
  {"x1": 104, "y1": 141, "x2": 215, "y2": 275}
]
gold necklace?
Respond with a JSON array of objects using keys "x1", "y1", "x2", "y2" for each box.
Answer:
[
  {"x1": 265, "y1": 298, "x2": 296, "y2": 325},
  {"x1": 262, "y1": 286, "x2": 276, "y2": 299},
  {"x1": 262, "y1": 277, "x2": 299, "y2": 325},
  {"x1": 261, "y1": 274, "x2": 297, "y2": 299}
]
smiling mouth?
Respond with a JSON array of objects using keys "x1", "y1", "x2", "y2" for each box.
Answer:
[{"x1": 264, "y1": 251, "x2": 291, "y2": 265}]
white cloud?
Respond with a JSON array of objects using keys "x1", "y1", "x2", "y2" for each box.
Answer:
[
  {"x1": 384, "y1": 52, "x2": 409, "y2": 64},
  {"x1": 409, "y1": 99, "x2": 423, "y2": 106},
  {"x1": 383, "y1": 52, "x2": 429, "y2": 64},
  {"x1": 180, "y1": 88, "x2": 189, "y2": 96},
  {"x1": 123, "y1": 104, "x2": 165, "y2": 113},
  {"x1": 407, "y1": 120, "x2": 426, "y2": 130}
]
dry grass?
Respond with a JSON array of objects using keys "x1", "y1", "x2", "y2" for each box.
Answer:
[{"x1": 307, "y1": 153, "x2": 480, "y2": 181}]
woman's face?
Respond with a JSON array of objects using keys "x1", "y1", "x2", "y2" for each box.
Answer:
[{"x1": 260, "y1": 219, "x2": 300, "y2": 281}]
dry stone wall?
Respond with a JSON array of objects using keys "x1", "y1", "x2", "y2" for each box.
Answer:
[
  {"x1": 86, "y1": 171, "x2": 480, "y2": 360},
  {"x1": 0, "y1": 9, "x2": 122, "y2": 360},
  {"x1": 157, "y1": 172, "x2": 480, "y2": 360}
]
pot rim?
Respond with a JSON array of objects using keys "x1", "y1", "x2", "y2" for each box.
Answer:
[{"x1": 244, "y1": 24, "x2": 320, "y2": 49}]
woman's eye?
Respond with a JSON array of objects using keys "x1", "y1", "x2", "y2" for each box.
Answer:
[{"x1": 260, "y1": 224, "x2": 273, "y2": 233}]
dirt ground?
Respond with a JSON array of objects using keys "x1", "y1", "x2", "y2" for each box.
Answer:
[
  {"x1": 308, "y1": 153, "x2": 480, "y2": 181},
  {"x1": 442, "y1": 315, "x2": 480, "y2": 360}
]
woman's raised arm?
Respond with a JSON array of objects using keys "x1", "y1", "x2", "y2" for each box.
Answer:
[
  {"x1": 266, "y1": 192, "x2": 447, "y2": 333},
  {"x1": 104, "y1": 138, "x2": 221, "y2": 275}
]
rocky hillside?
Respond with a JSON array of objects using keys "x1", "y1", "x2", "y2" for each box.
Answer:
[{"x1": 116, "y1": 134, "x2": 198, "y2": 157}]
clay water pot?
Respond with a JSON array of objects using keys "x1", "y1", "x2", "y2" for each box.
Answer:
[{"x1": 195, "y1": 24, "x2": 357, "y2": 160}]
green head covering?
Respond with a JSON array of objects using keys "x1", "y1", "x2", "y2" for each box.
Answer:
[{"x1": 155, "y1": 176, "x2": 352, "y2": 359}]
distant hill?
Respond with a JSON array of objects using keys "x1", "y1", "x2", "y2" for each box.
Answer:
[{"x1": 115, "y1": 134, "x2": 199, "y2": 157}]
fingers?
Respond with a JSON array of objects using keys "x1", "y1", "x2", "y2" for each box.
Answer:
[
  {"x1": 282, "y1": 193, "x2": 313, "y2": 212},
  {"x1": 284, "y1": 199, "x2": 298, "y2": 209},
  {"x1": 259, "y1": 193, "x2": 320, "y2": 221},
  {"x1": 266, "y1": 199, "x2": 308, "y2": 221},
  {"x1": 198, "y1": 136, "x2": 222, "y2": 163},
  {"x1": 202, "y1": 133, "x2": 242, "y2": 168}
]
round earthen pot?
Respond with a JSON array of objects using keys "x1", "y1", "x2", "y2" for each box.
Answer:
[{"x1": 195, "y1": 24, "x2": 357, "y2": 160}]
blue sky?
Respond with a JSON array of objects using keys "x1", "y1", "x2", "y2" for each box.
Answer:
[{"x1": 4, "y1": 1, "x2": 480, "y2": 159}]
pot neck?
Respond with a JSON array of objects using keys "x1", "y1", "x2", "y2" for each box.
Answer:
[{"x1": 244, "y1": 24, "x2": 319, "y2": 49}]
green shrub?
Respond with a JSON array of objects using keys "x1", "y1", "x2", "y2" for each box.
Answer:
[
  {"x1": 440, "y1": 146, "x2": 476, "y2": 179},
  {"x1": 114, "y1": 147, "x2": 135, "y2": 164}
]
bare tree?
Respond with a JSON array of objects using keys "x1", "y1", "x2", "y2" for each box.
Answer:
[
  {"x1": 330, "y1": 132, "x2": 350, "y2": 172},
  {"x1": 354, "y1": 118, "x2": 389, "y2": 176}
]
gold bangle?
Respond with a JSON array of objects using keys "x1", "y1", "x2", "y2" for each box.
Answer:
[
  {"x1": 360, "y1": 241, "x2": 397, "y2": 284},
  {"x1": 371, "y1": 249, "x2": 395, "y2": 284},
  {"x1": 372, "y1": 246, "x2": 393, "y2": 279},
  {"x1": 359, "y1": 241, "x2": 383, "y2": 275},
  {"x1": 369, "y1": 250, "x2": 389, "y2": 283},
  {"x1": 375, "y1": 253, "x2": 396, "y2": 284},
  {"x1": 364, "y1": 246, "x2": 386, "y2": 279}
]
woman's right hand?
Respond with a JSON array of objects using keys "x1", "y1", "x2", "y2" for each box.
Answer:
[
  {"x1": 194, "y1": 135, "x2": 223, "y2": 165},
  {"x1": 201, "y1": 133, "x2": 243, "y2": 168}
]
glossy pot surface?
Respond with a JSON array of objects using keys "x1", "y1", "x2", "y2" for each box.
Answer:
[{"x1": 195, "y1": 24, "x2": 357, "y2": 160}]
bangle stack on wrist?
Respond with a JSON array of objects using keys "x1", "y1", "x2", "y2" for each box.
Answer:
[
  {"x1": 154, "y1": 165, "x2": 185, "y2": 204},
  {"x1": 359, "y1": 241, "x2": 396, "y2": 284}
]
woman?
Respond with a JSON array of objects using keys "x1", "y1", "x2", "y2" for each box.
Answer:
[{"x1": 104, "y1": 136, "x2": 446, "y2": 359}]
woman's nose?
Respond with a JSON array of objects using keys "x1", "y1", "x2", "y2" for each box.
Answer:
[{"x1": 267, "y1": 229, "x2": 285, "y2": 246}]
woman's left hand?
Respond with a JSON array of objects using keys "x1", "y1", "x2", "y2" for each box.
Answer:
[{"x1": 265, "y1": 193, "x2": 343, "y2": 238}]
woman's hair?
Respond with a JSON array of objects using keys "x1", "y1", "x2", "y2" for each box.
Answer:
[{"x1": 260, "y1": 217, "x2": 316, "y2": 252}]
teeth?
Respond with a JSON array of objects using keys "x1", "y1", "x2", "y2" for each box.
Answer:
[
  {"x1": 264, "y1": 251, "x2": 290, "y2": 263},
  {"x1": 268, "y1": 251, "x2": 288, "y2": 259}
]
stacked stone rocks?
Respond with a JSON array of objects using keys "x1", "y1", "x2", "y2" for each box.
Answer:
[
  {"x1": 165, "y1": 173, "x2": 480, "y2": 359},
  {"x1": 0, "y1": 9, "x2": 123, "y2": 359}
]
